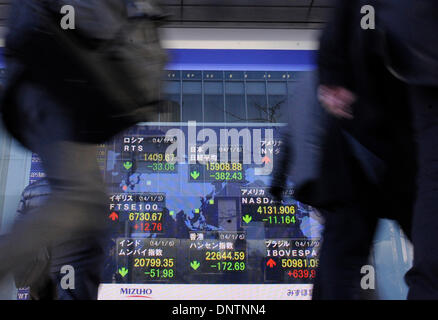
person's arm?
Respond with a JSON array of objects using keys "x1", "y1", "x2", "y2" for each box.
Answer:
[{"x1": 269, "y1": 129, "x2": 292, "y2": 202}]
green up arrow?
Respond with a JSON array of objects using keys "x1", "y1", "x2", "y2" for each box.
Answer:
[
  {"x1": 242, "y1": 215, "x2": 252, "y2": 224},
  {"x1": 190, "y1": 171, "x2": 200, "y2": 180},
  {"x1": 118, "y1": 267, "x2": 129, "y2": 277},
  {"x1": 124, "y1": 161, "x2": 133, "y2": 170},
  {"x1": 190, "y1": 260, "x2": 201, "y2": 271}
]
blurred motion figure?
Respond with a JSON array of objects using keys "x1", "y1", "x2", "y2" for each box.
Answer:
[
  {"x1": 271, "y1": 0, "x2": 424, "y2": 299},
  {"x1": 316, "y1": 0, "x2": 438, "y2": 299},
  {"x1": 0, "y1": 0, "x2": 166, "y2": 299}
]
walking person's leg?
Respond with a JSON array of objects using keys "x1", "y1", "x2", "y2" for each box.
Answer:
[
  {"x1": 312, "y1": 204, "x2": 378, "y2": 300},
  {"x1": 0, "y1": 83, "x2": 110, "y2": 299},
  {"x1": 405, "y1": 86, "x2": 438, "y2": 299},
  {"x1": 38, "y1": 141, "x2": 110, "y2": 300}
]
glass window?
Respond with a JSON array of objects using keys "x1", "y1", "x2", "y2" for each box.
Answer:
[
  {"x1": 225, "y1": 82, "x2": 246, "y2": 123},
  {"x1": 267, "y1": 82, "x2": 288, "y2": 123},
  {"x1": 160, "y1": 81, "x2": 181, "y2": 122},
  {"x1": 182, "y1": 81, "x2": 203, "y2": 122},
  {"x1": 158, "y1": 70, "x2": 302, "y2": 124},
  {"x1": 287, "y1": 80, "x2": 299, "y2": 123},
  {"x1": 246, "y1": 82, "x2": 267, "y2": 123},
  {"x1": 204, "y1": 82, "x2": 224, "y2": 123}
]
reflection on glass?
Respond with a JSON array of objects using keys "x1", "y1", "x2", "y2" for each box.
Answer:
[
  {"x1": 204, "y1": 82, "x2": 224, "y2": 123},
  {"x1": 246, "y1": 82, "x2": 267, "y2": 123},
  {"x1": 161, "y1": 81, "x2": 181, "y2": 122},
  {"x1": 158, "y1": 71, "x2": 297, "y2": 124},
  {"x1": 182, "y1": 81, "x2": 203, "y2": 122},
  {"x1": 225, "y1": 82, "x2": 246, "y2": 123},
  {"x1": 267, "y1": 82, "x2": 288, "y2": 123}
]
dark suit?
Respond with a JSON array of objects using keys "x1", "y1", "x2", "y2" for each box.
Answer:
[
  {"x1": 379, "y1": 1, "x2": 438, "y2": 299},
  {"x1": 272, "y1": 0, "x2": 417, "y2": 299},
  {"x1": 317, "y1": 0, "x2": 438, "y2": 299},
  {"x1": 270, "y1": 70, "x2": 415, "y2": 299}
]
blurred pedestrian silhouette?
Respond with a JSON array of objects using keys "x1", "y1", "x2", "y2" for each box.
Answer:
[
  {"x1": 271, "y1": 69, "x2": 415, "y2": 299},
  {"x1": 271, "y1": 0, "x2": 422, "y2": 299},
  {"x1": 0, "y1": 0, "x2": 166, "y2": 299},
  {"x1": 314, "y1": 0, "x2": 438, "y2": 299}
]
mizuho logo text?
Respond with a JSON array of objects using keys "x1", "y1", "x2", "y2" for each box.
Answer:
[{"x1": 120, "y1": 288, "x2": 153, "y2": 299}]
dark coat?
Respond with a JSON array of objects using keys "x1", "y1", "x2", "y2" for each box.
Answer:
[
  {"x1": 319, "y1": 0, "x2": 438, "y2": 88},
  {"x1": 0, "y1": 0, "x2": 120, "y2": 146},
  {"x1": 272, "y1": 0, "x2": 419, "y2": 221},
  {"x1": 319, "y1": 0, "x2": 418, "y2": 220},
  {"x1": 1, "y1": 0, "x2": 165, "y2": 148},
  {"x1": 271, "y1": 72, "x2": 355, "y2": 208},
  {"x1": 377, "y1": 0, "x2": 438, "y2": 86},
  {"x1": 270, "y1": 72, "x2": 386, "y2": 209}
]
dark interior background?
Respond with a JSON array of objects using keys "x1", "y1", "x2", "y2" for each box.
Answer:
[{"x1": 0, "y1": 0, "x2": 335, "y2": 30}]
